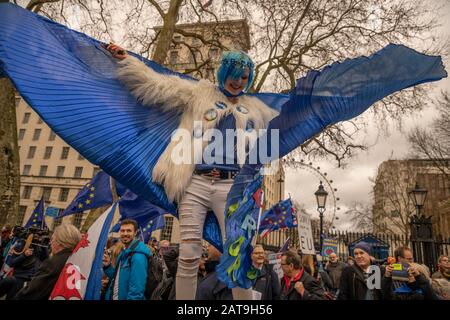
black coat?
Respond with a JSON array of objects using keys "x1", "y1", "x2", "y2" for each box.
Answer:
[
  {"x1": 338, "y1": 264, "x2": 384, "y2": 300},
  {"x1": 325, "y1": 261, "x2": 346, "y2": 289},
  {"x1": 14, "y1": 248, "x2": 72, "y2": 300},
  {"x1": 8, "y1": 242, "x2": 48, "y2": 281},
  {"x1": 196, "y1": 261, "x2": 232, "y2": 300},
  {"x1": 280, "y1": 269, "x2": 326, "y2": 300},
  {"x1": 253, "y1": 264, "x2": 281, "y2": 300}
]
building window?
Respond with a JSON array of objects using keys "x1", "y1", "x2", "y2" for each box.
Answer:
[
  {"x1": 58, "y1": 188, "x2": 70, "y2": 202},
  {"x1": 15, "y1": 95, "x2": 21, "y2": 107},
  {"x1": 61, "y1": 147, "x2": 70, "y2": 160},
  {"x1": 169, "y1": 51, "x2": 178, "y2": 65},
  {"x1": 18, "y1": 129, "x2": 26, "y2": 140},
  {"x1": 56, "y1": 166, "x2": 65, "y2": 177},
  {"x1": 42, "y1": 187, "x2": 52, "y2": 201},
  {"x1": 22, "y1": 112, "x2": 31, "y2": 124},
  {"x1": 49, "y1": 131, "x2": 56, "y2": 141},
  {"x1": 93, "y1": 167, "x2": 101, "y2": 177},
  {"x1": 32, "y1": 129, "x2": 41, "y2": 141},
  {"x1": 172, "y1": 35, "x2": 182, "y2": 49},
  {"x1": 43, "y1": 146, "x2": 53, "y2": 159},
  {"x1": 390, "y1": 210, "x2": 400, "y2": 218},
  {"x1": 73, "y1": 212, "x2": 83, "y2": 229},
  {"x1": 189, "y1": 50, "x2": 202, "y2": 64},
  {"x1": 18, "y1": 206, "x2": 27, "y2": 225},
  {"x1": 74, "y1": 167, "x2": 83, "y2": 178},
  {"x1": 23, "y1": 165, "x2": 31, "y2": 175},
  {"x1": 160, "y1": 216, "x2": 174, "y2": 241},
  {"x1": 208, "y1": 48, "x2": 219, "y2": 60},
  {"x1": 78, "y1": 154, "x2": 85, "y2": 160},
  {"x1": 22, "y1": 186, "x2": 32, "y2": 199},
  {"x1": 27, "y1": 146, "x2": 36, "y2": 159},
  {"x1": 39, "y1": 165, "x2": 48, "y2": 176}
]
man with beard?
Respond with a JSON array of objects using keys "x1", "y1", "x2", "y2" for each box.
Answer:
[{"x1": 103, "y1": 219, "x2": 151, "y2": 300}]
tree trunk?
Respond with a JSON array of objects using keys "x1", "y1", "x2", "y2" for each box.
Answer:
[
  {"x1": 151, "y1": 0, "x2": 183, "y2": 64},
  {"x1": 0, "y1": 78, "x2": 20, "y2": 227}
]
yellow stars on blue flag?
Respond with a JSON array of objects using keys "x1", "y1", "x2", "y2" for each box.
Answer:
[
  {"x1": 24, "y1": 197, "x2": 47, "y2": 229},
  {"x1": 258, "y1": 198, "x2": 295, "y2": 236},
  {"x1": 60, "y1": 171, "x2": 113, "y2": 217}
]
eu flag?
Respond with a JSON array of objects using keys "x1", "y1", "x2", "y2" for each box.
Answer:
[
  {"x1": 60, "y1": 171, "x2": 113, "y2": 217},
  {"x1": 138, "y1": 215, "x2": 166, "y2": 243},
  {"x1": 118, "y1": 189, "x2": 166, "y2": 220},
  {"x1": 259, "y1": 198, "x2": 295, "y2": 237},
  {"x1": 24, "y1": 197, "x2": 47, "y2": 229}
]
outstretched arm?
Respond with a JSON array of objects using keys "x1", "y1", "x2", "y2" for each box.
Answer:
[{"x1": 106, "y1": 43, "x2": 198, "y2": 111}]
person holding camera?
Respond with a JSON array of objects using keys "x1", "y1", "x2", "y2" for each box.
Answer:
[
  {"x1": 13, "y1": 224, "x2": 81, "y2": 300},
  {"x1": 0, "y1": 239, "x2": 46, "y2": 299},
  {"x1": 382, "y1": 246, "x2": 439, "y2": 300}
]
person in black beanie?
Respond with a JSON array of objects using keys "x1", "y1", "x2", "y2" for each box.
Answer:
[{"x1": 338, "y1": 242, "x2": 385, "y2": 300}]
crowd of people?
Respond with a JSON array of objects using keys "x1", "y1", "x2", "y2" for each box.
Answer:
[{"x1": 1, "y1": 222, "x2": 449, "y2": 300}]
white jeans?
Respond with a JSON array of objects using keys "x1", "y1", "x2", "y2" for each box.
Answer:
[{"x1": 175, "y1": 174, "x2": 252, "y2": 300}]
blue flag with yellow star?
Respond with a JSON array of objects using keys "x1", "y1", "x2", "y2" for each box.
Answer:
[
  {"x1": 24, "y1": 197, "x2": 47, "y2": 229},
  {"x1": 60, "y1": 171, "x2": 113, "y2": 217},
  {"x1": 138, "y1": 215, "x2": 166, "y2": 244},
  {"x1": 259, "y1": 198, "x2": 295, "y2": 237}
]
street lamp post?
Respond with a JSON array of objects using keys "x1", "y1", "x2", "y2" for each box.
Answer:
[
  {"x1": 408, "y1": 182, "x2": 436, "y2": 271},
  {"x1": 408, "y1": 182, "x2": 428, "y2": 218},
  {"x1": 315, "y1": 181, "x2": 328, "y2": 253}
]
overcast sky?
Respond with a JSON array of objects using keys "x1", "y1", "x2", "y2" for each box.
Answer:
[{"x1": 284, "y1": 4, "x2": 450, "y2": 231}]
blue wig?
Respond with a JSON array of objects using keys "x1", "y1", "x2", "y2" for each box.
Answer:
[{"x1": 217, "y1": 51, "x2": 255, "y2": 92}]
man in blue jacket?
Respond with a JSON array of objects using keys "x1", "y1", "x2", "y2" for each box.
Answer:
[{"x1": 103, "y1": 219, "x2": 151, "y2": 300}]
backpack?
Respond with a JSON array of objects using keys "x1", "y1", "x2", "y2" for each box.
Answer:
[
  {"x1": 128, "y1": 241, "x2": 164, "y2": 300},
  {"x1": 150, "y1": 269, "x2": 175, "y2": 300}
]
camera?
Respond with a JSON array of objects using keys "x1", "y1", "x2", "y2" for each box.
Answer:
[
  {"x1": 11, "y1": 226, "x2": 51, "y2": 248},
  {"x1": 391, "y1": 263, "x2": 410, "y2": 281}
]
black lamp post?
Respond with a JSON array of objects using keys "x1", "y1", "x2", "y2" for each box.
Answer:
[
  {"x1": 409, "y1": 182, "x2": 427, "y2": 218},
  {"x1": 315, "y1": 181, "x2": 328, "y2": 252},
  {"x1": 408, "y1": 182, "x2": 436, "y2": 272}
]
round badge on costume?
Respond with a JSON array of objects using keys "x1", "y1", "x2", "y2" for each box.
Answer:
[
  {"x1": 215, "y1": 101, "x2": 228, "y2": 110},
  {"x1": 204, "y1": 109, "x2": 218, "y2": 121},
  {"x1": 236, "y1": 105, "x2": 249, "y2": 114}
]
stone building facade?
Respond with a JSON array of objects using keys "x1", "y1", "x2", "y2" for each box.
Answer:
[{"x1": 373, "y1": 159, "x2": 450, "y2": 240}]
